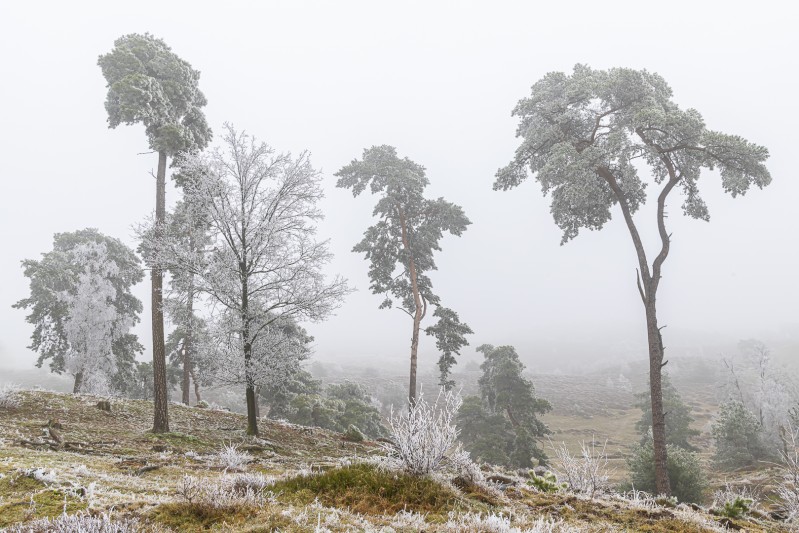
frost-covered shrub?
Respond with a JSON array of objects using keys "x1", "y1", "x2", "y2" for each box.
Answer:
[
  {"x1": 448, "y1": 448, "x2": 484, "y2": 483},
  {"x1": 550, "y1": 440, "x2": 611, "y2": 496},
  {"x1": 176, "y1": 473, "x2": 274, "y2": 508},
  {"x1": 775, "y1": 423, "x2": 799, "y2": 522},
  {"x1": 215, "y1": 443, "x2": 252, "y2": 471},
  {"x1": 3, "y1": 511, "x2": 141, "y2": 532},
  {"x1": 381, "y1": 389, "x2": 461, "y2": 475},
  {"x1": 712, "y1": 400, "x2": 770, "y2": 468},
  {"x1": 627, "y1": 441, "x2": 706, "y2": 503},
  {"x1": 0, "y1": 384, "x2": 21, "y2": 409},
  {"x1": 444, "y1": 512, "x2": 571, "y2": 533},
  {"x1": 712, "y1": 484, "x2": 755, "y2": 519},
  {"x1": 23, "y1": 467, "x2": 59, "y2": 485}
]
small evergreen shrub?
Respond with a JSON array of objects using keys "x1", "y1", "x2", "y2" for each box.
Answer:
[
  {"x1": 344, "y1": 424, "x2": 365, "y2": 442},
  {"x1": 712, "y1": 400, "x2": 770, "y2": 468},
  {"x1": 528, "y1": 470, "x2": 565, "y2": 493},
  {"x1": 627, "y1": 441, "x2": 706, "y2": 503}
]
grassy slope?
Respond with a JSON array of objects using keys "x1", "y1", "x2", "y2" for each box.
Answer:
[{"x1": 0, "y1": 390, "x2": 788, "y2": 532}]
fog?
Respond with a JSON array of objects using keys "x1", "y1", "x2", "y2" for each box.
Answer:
[{"x1": 1, "y1": 1, "x2": 797, "y2": 378}]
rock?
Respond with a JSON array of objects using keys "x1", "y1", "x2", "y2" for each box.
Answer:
[{"x1": 486, "y1": 474, "x2": 516, "y2": 486}]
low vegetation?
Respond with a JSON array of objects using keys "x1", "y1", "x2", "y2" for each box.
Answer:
[{"x1": 1, "y1": 388, "x2": 794, "y2": 531}]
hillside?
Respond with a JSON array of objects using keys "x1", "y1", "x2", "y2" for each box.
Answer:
[{"x1": 0, "y1": 390, "x2": 790, "y2": 532}]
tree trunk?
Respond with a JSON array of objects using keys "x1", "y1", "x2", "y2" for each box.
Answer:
[
  {"x1": 190, "y1": 367, "x2": 202, "y2": 403},
  {"x1": 181, "y1": 344, "x2": 190, "y2": 405},
  {"x1": 242, "y1": 272, "x2": 258, "y2": 436},
  {"x1": 398, "y1": 208, "x2": 424, "y2": 405},
  {"x1": 182, "y1": 282, "x2": 194, "y2": 405},
  {"x1": 645, "y1": 301, "x2": 670, "y2": 495},
  {"x1": 151, "y1": 150, "x2": 170, "y2": 433},
  {"x1": 73, "y1": 371, "x2": 83, "y2": 394}
]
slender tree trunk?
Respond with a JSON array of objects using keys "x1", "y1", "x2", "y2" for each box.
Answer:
[
  {"x1": 181, "y1": 344, "x2": 190, "y2": 405},
  {"x1": 598, "y1": 165, "x2": 672, "y2": 496},
  {"x1": 152, "y1": 150, "x2": 170, "y2": 433},
  {"x1": 398, "y1": 208, "x2": 424, "y2": 405},
  {"x1": 190, "y1": 367, "x2": 202, "y2": 403},
  {"x1": 645, "y1": 301, "x2": 669, "y2": 495},
  {"x1": 242, "y1": 269, "x2": 259, "y2": 436},
  {"x1": 73, "y1": 371, "x2": 83, "y2": 394},
  {"x1": 182, "y1": 282, "x2": 194, "y2": 405}
]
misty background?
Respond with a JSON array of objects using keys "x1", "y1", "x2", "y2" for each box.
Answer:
[{"x1": 1, "y1": 1, "x2": 797, "y2": 384}]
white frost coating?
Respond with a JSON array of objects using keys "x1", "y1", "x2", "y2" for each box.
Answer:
[{"x1": 57, "y1": 242, "x2": 134, "y2": 393}]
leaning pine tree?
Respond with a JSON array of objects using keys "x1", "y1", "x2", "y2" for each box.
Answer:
[
  {"x1": 98, "y1": 33, "x2": 212, "y2": 432},
  {"x1": 495, "y1": 65, "x2": 771, "y2": 495},
  {"x1": 336, "y1": 146, "x2": 473, "y2": 402}
]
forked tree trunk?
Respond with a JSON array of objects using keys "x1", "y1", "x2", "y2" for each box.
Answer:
[
  {"x1": 151, "y1": 149, "x2": 170, "y2": 433},
  {"x1": 599, "y1": 165, "x2": 673, "y2": 496}
]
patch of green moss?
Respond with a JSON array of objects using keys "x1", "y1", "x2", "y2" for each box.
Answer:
[
  {"x1": 0, "y1": 487, "x2": 87, "y2": 528},
  {"x1": 271, "y1": 463, "x2": 467, "y2": 516},
  {"x1": 150, "y1": 502, "x2": 291, "y2": 532}
]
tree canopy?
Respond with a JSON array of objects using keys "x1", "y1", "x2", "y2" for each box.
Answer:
[
  {"x1": 98, "y1": 33, "x2": 212, "y2": 155},
  {"x1": 495, "y1": 64, "x2": 770, "y2": 244}
]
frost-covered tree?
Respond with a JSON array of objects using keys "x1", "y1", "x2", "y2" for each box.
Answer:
[
  {"x1": 99, "y1": 33, "x2": 212, "y2": 431},
  {"x1": 146, "y1": 125, "x2": 349, "y2": 435},
  {"x1": 162, "y1": 198, "x2": 213, "y2": 405},
  {"x1": 495, "y1": 65, "x2": 771, "y2": 494},
  {"x1": 336, "y1": 146, "x2": 473, "y2": 401},
  {"x1": 721, "y1": 340, "x2": 798, "y2": 450},
  {"x1": 289, "y1": 382, "x2": 387, "y2": 439},
  {"x1": 458, "y1": 344, "x2": 551, "y2": 467},
  {"x1": 14, "y1": 229, "x2": 143, "y2": 393}
]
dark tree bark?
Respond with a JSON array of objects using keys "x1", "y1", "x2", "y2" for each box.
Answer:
[
  {"x1": 241, "y1": 249, "x2": 259, "y2": 436},
  {"x1": 152, "y1": 150, "x2": 170, "y2": 433},
  {"x1": 73, "y1": 371, "x2": 83, "y2": 394}
]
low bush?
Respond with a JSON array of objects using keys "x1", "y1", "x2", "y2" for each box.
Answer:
[
  {"x1": 711, "y1": 400, "x2": 770, "y2": 468},
  {"x1": 2, "y1": 511, "x2": 142, "y2": 533},
  {"x1": 627, "y1": 441, "x2": 706, "y2": 503},
  {"x1": 550, "y1": 439, "x2": 611, "y2": 497},
  {"x1": 382, "y1": 389, "x2": 461, "y2": 475}
]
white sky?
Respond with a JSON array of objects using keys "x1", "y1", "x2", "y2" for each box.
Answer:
[{"x1": 1, "y1": 1, "x2": 797, "y2": 375}]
